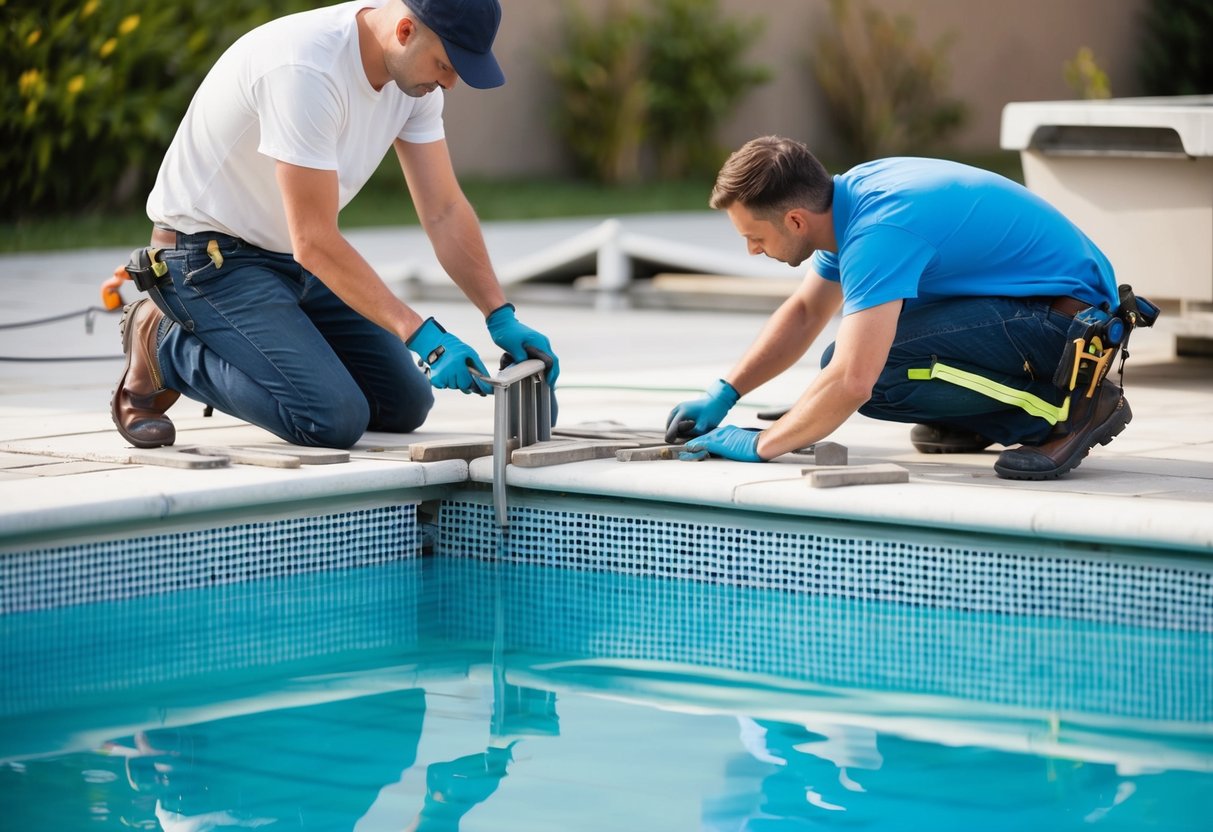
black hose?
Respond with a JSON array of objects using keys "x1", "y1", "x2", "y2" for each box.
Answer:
[
  {"x1": 0, "y1": 306, "x2": 110, "y2": 330},
  {"x1": 0, "y1": 355, "x2": 121, "y2": 362},
  {"x1": 0, "y1": 306, "x2": 122, "y2": 362}
]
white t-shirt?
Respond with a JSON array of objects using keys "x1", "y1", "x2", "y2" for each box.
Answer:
[{"x1": 146, "y1": 0, "x2": 445, "y2": 253}]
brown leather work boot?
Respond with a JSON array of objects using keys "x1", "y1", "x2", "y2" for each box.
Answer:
[
  {"x1": 993, "y1": 381, "x2": 1131, "y2": 480},
  {"x1": 111, "y1": 299, "x2": 180, "y2": 448}
]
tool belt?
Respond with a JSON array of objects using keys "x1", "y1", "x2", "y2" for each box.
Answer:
[
  {"x1": 150, "y1": 225, "x2": 178, "y2": 250},
  {"x1": 123, "y1": 246, "x2": 168, "y2": 293},
  {"x1": 1052, "y1": 284, "x2": 1159, "y2": 400},
  {"x1": 123, "y1": 228, "x2": 226, "y2": 328},
  {"x1": 906, "y1": 286, "x2": 1159, "y2": 427},
  {"x1": 121, "y1": 245, "x2": 178, "y2": 329}
]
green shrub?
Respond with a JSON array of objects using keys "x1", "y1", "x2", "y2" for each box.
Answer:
[
  {"x1": 2, "y1": 0, "x2": 315, "y2": 220},
  {"x1": 645, "y1": 0, "x2": 771, "y2": 179},
  {"x1": 546, "y1": 1, "x2": 652, "y2": 185},
  {"x1": 1138, "y1": 0, "x2": 1213, "y2": 96},
  {"x1": 810, "y1": 0, "x2": 966, "y2": 164},
  {"x1": 547, "y1": 0, "x2": 769, "y2": 184}
]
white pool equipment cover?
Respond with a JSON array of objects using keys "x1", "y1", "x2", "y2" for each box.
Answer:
[{"x1": 1001, "y1": 95, "x2": 1213, "y2": 340}]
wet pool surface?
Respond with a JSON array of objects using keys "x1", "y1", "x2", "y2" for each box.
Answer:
[{"x1": 2, "y1": 557, "x2": 1210, "y2": 830}]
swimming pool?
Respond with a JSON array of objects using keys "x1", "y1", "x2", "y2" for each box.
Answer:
[{"x1": 2, "y1": 492, "x2": 1210, "y2": 830}]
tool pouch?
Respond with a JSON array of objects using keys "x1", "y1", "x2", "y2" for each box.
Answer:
[
  {"x1": 1051, "y1": 284, "x2": 1159, "y2": 395},
  {"x1": 123, "y1": 247, "x2": 167, "y2": 293},
  {"x1": 1052, "y1": 307, "x2": 1109, "y2": 391},
  {"x1": 1052, "y1": 338, "x2": 1080, "y2": 391}
]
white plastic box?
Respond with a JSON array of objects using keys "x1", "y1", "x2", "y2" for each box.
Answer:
[{"x1": 1001, "y1": 96, "x2": 1213, "y2": 344}]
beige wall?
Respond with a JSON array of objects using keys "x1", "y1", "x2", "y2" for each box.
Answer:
[{"x1": 442, "y1": 0, "x2": 1147, "y2": 177}]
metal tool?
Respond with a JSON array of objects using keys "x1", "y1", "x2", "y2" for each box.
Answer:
[{"x1": 471, "y1": 358, "x2": 551, "y2": 526}]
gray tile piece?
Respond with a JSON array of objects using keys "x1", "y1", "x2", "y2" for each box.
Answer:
[{"x1": 804, "y1": 463, "x2": 909, "y2": 488}]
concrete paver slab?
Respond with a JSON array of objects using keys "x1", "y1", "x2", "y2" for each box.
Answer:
[
  {"x1": 17, "y1": 461, "x2": 127, "y2": 477},
  {"x1": 0, "y1": 452, "x2": 67, "y2": 469}
]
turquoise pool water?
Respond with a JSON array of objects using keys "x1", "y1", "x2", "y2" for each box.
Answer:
[{"x1": 2, "y1": 556, "x2": 1210, "y2": 830}]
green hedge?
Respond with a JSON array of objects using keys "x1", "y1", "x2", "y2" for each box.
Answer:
[
  {"x1": 547, "y1": 0, "x2": 769, "y2": 184},
  {"x1": 2, "y1": 0, "x2": 316, "y2": 220},
  {"x1": 1138, "y1": 0, "x2": 1213, "y2": 96}
]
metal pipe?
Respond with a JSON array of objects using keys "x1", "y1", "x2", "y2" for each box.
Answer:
[
  {"x1": 473, "y1": 358, "x2": 550, "y2": 527},
  {"x1": 493, "y1": 385, "x2": 510, "y2": 527},
  {"x1": 537, "y1": 376, "x2": 552, "y2": 442}
]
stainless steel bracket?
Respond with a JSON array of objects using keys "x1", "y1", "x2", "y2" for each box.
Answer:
[{"x1": 472, "y1": 358, "x2": 551, "y2": 526}]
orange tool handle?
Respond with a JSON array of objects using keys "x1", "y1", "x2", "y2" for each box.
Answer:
[{"x1": 100, "y1": 265, "x2": 129, "y2": 311}]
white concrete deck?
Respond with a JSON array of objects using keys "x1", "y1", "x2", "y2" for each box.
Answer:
[{"x1": 1, "y1": 218, "x2": 1211, "y2": 554}]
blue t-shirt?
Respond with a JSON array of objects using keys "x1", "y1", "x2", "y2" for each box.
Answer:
[{"x1": 809, "y1": 158, "x2": 1118, "y2": 315}]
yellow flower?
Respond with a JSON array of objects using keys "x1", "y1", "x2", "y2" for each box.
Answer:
[
  {"x1": 100, "y1": 37, "x2": 117, "y2": 58},
  {"x1": 18, "y1": 68, "x2": 43, "y2": 97},
  {"x1": 67, "y1": 75, "x2": 86, "y2": 96},
  {"x1": 26, "y1": 29, "x2": 41, "y2": 47},
  {"x1": 82, "y1": 0, "x2": 100, "y2": 18},
  {"x1": 118, "y1": 14, "x2": 140, "y2": 36}
]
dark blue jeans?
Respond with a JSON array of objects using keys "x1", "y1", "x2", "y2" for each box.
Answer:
[
  {"x1": 150, "y1": 231, "x2": 433, "y2": 448},
  {"x1": 823, "y1": 297, "x2": 1073, "y2": 445}
]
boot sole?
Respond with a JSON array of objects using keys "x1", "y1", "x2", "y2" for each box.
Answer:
[
  {"x1": 913, "y1": 441, "x2": 994, "y2": 454},
  {"x1": 110, "y1": 302, "x2": 173, "y2": 449},
  {"x1": 994, "y1": 398, "x2": 1132, "y2": 480}
]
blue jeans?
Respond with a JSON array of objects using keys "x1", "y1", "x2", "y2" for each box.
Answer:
[
  {"x1": 822, "y1": 297, "x2": 1072, "y2": 445},
  {"x1": 150, "y1": 231, "x2": 433, "y2": 448}
]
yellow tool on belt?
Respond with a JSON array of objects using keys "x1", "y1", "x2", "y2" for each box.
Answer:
[{"x1": 1065, "y1": 334, "x2": 1116, "y2": 399}]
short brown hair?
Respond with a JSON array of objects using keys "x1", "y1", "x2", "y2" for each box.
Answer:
[{"x1": 709, "y1": 136, "x2": 833, "y2": 216}]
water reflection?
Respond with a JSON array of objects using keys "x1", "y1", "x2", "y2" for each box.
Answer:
[
  {"x1": 81, "y1": 685, "x2": 553, "y2": 831},
  {"x1": 702, "y1": 715, "x2": 1190, "y2": 831}
]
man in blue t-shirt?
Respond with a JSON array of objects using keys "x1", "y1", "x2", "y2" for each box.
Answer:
[{"x1": 666, "y1": 135, "x2": 1139, "y2": 480}]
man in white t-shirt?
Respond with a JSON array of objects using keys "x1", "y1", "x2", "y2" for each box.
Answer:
[{"x1": 112, "y1": 0, "x2": 559, "y2": 450}]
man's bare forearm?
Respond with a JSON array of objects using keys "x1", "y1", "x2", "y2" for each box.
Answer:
[
  {"x1": 727, "y1": 279, "x2": 840, "y2": 395},
  {"x1": 418, "y1": 195, "x2": 507, "y2": 317},
  {"x1": 756, "y1": 366, "x2": 870, "y2": 458},
  {"x1": 294, "y1": 228, "x2": 423, "y2": 341},
  {"x1": 755, "y1": 298, "x2": 902, "y2": 458}
]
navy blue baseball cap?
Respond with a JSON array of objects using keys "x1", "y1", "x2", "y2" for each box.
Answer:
[{"x1": 410, "y1": 0, "x2": 505, "y2": 89}]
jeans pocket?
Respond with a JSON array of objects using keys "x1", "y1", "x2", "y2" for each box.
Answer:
[
  {"x1": 1004, "y1": 313, "x2": 1067, "y2": 382},
  {"x1": 183, "y1": 238, "x2": 245, "y2": 287}
]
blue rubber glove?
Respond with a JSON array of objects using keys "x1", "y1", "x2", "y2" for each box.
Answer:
[
  {"x1": 665, "y1": 379, "x2": 740, "y2": 443},
  {"x1": 486, "y1": 303, "x2": 559, "y2": 386},
  {"x1": 679, "y1": 425, "x2": 766, "y2": 462},
  {"x1": 419, "y1": 743, "x2": 516, "y2": 830},
  {"x1": 406, "y1": 318, "x2": 492, "y2": 395}
]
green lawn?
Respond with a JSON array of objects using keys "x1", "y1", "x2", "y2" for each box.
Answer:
[
  {"x1": 0, "y1": 151, "x2": 1022, "y2": 254},
  {"x1": 0, "y1": 176, "x2": 718, "y2": 254}
]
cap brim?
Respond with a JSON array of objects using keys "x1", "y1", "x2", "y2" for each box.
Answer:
[{"x1": 442, "y1": 37, "x2": 505, "y2": 90}]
